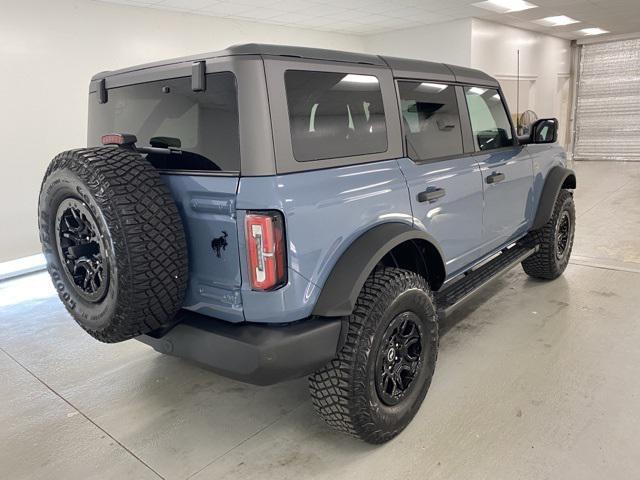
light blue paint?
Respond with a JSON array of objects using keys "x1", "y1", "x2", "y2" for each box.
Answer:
[
  {"x1": 397, "y1": 155, "x2": 485, "y2": 278},
  {"x1": 236, "y1": 160, "x2": 413, "y2": 323},
  {"x1": 160, "y1": 142, "x2": 566, "y2": 325},
  {"x1": 160, "y1": 174, "x2": 244, "y2": 323}
]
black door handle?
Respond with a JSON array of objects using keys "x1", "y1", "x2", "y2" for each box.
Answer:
[
  {"x1": 486, "y1": 172, "x2": 505, "y2": 184},
  {"x1": 417, "y1": 187, "x2": 446, "y2": 203}
]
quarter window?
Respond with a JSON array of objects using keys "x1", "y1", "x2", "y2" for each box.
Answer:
[
  {"x1": 284, "y1": 70, "x2": 388, "y2": 162},
  {"x1": 398, "y1": 81, "x2": 463, "y2": 161},
  {"x1": 464, "y1": 87, "x2": 514, "y2": 151}
]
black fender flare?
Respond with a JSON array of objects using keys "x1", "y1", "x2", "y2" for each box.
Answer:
[
  {"x1": 531, "y1": 166, "x2": 576, "y2": 230},
  {"x1": 312, "y1": 222, "x2": 444, "y2": 317}
]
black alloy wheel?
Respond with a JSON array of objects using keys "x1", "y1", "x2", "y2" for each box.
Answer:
[
  {"x1": 375, "y1": 311, "x2": 425, "y2": 406},
  {"x1": 555, "y1": 210, "x2": 572, "y2": 260},
  {"x1": 55, "y1": 198, "x2": 109, "y2": 303}
]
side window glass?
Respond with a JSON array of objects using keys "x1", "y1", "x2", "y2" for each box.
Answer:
[
  {"x1": 284, "y1": 70, "x2": 387, "y2": 162},
  {"x1": 399, "y1": 81, "x2": 463, "y2": 161},
  {"x1": 464, "y1": 87, "x2": 514, "y2": 151}
]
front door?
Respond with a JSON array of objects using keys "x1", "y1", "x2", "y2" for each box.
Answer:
[
  {"x1": 397, "y1": 80, "x2": 485, "y2": 278},
  {"x1": 463, "y1": 86, "x2": 534, "y2": 254}
]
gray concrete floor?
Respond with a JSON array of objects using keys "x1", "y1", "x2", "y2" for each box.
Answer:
[{"x1": 2, "y1": 161, "x2": 640, "y2": 480}]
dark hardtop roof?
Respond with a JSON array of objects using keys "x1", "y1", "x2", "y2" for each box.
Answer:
[{"x1": 92, "y1": 43, "x2": 498, "y2": 87}]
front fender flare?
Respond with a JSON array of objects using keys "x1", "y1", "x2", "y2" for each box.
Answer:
[
  {"x1": 312, "y1": 222, "x2": 444, "y2": 317},
  {"x1": 532, "y1": 166, "x2": 576, "y2": 230}
]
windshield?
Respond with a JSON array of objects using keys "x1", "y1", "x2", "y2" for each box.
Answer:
[{"x1": 88, "y1": 71, "x2": 240, "y2": 172}]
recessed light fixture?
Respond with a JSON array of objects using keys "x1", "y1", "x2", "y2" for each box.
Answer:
[
  {"x1": 535, "y1": 15, "x2": 580, "y2": 27},
  {"x1": 472, "y1": 0, "x2": 538, "y2": 14},
  {"x1": 580, "y1": 27, "x2": 609, "y2": 36}
]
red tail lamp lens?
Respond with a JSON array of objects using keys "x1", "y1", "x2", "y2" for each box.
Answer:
[{"x1": 245, "y1": 212, "x2": 286, "y2": 291}]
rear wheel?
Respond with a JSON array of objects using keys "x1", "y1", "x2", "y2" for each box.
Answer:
[
  {"x1": 38, "y1": 147, "x2": 188, "y2": 342},
  {"x1": 522, "y1": 188, "x2": 575, "y2": 280},
  {"x1": 309, "y1": 267, "x2": 438, "y2": 444}
]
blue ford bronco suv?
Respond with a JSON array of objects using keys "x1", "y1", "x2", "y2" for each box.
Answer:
[{"x1": 38, "y1": 44, "x2": 576, "y2": 444}]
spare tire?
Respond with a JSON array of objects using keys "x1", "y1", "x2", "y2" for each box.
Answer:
[{"x1": 38, "y1": 147, "x2": 188, "y2": 343}]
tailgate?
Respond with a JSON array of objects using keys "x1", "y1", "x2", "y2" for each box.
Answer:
[{"x1": 162, "y1": 174, "x2": 244, "y2": 323}]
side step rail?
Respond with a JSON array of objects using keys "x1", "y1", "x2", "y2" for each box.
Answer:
[{"x1": 435, "y1": 244, "x2": 538, "y2": 318}]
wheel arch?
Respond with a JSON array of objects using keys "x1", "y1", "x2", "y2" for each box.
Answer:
[
  {"x1": 312, "y1": 223, "x2": 446, "y2": 317},
  {"x1": 532, "y1": 166, "x2": 576, "y2": 230}
]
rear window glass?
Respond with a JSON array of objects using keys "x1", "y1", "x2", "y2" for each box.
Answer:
[
  {"x1": 88, "y1": 72, "x2": 240, "y2": 172},
  {"x1": 284, "y1": 70, "x2": 387, "y2": 162}
]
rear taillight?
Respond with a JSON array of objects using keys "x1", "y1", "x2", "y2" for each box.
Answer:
[{"x1": 245, "y1": 211, "x2": 287, "y2": 291}]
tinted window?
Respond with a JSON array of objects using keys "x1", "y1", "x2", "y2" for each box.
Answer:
[
  {"x1": 284, "y1": 70, "x2": 387, "y2": 162},
  {"x1": 464, "y1": 87, "x2": 514, "y2": 151},
  {"x1": 399, "y1": 81, "x2": 463, "y2": 161},
  {"x1": 88, "y1": 72, "x2": 240, "y2": 172}
]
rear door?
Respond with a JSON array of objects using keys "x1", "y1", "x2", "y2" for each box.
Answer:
[
  {"x1": 463, "y1": 86, "x2": 534, "y2": 253},
  {"x1": 397, "y1": 80, "x2": 485, "y2": 277}
]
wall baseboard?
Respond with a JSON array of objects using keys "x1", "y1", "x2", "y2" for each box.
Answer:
[{"x1": 0, "y1": 254, "x2": 46, "y2": 282}]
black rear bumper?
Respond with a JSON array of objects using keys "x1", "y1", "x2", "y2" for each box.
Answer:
[{"x1": 137, "y1": 312, "x2": 342, "y2": 386}]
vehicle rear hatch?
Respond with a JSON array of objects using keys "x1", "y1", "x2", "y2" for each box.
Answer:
[{"x1": 87, "y1": 71, "x2": 245, "y2": 322}]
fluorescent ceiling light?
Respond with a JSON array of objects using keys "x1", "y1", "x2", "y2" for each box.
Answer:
[
  {"x1": 580, "y1": 27, "x2": 609, "y2": 36},
  {"x1": 340, "y1": 74, "x2": 378, "y2": 84},
  {"x1": 472, "y1": 0, "x2": 538, "y2": 14},
  {"x1": 468, "y1": 87, "x2": 488, "y2": 96},
  {"x1": 535, "y1": 15, "x2": 580, "y2": 27}
]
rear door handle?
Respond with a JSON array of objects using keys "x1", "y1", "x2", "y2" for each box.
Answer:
[
  {"x1": 417, "y1": 187, "x2": 446, "y2": 203},
  {"x1": 486, "y1": 172, "x2": 505, "y2": 184}
]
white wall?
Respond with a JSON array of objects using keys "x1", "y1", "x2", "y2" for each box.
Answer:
[
  {"x1": 0, "y1": 0, "x2": 364, "y2": 262},
  {"x1": 470, "y1": 18, "x2": 571, "y2": 119},
  {"x1": 363, "y1": 19, "x2": 472, "y2": 66},
  {"x1": 363, "y1": 17, "x2": 571, "y2": 121},
  {"x1": 364, "y1": 18, "x2": 572, "y2": 140}
]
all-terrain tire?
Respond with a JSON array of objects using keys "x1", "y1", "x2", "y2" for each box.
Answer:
[
  {"x1": 522, "y1": 188, "x2": 575, "y2": 280},
  {"x1": 38, "y1": 147, "x2": 188, "y2": 343},
  {"x1": 309, "y1": 267, "x2": 438, "y2": 444}
]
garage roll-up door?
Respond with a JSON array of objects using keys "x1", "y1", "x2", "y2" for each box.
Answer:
[{"x1": 574, "y1": 39, "x2": 640, "y2": 161}]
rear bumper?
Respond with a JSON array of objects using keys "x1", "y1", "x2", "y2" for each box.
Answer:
[{"x1": 137, "y1": 312, "x2": 342, "y2": 386}]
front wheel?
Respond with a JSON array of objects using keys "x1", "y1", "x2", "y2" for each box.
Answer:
[
  {"x1": 309, "y1": 268, "x2": 438, "y2": 444},
  {"x1": 522, "y1": 188, "x2": 575, "y2": 280}
]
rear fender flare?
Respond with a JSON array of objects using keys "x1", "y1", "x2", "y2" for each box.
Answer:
[{"x1": 312, "y1": 223, "x2": 444, "y2": 317}]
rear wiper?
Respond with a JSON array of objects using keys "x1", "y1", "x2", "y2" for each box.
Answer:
[
  {"x1": 100, "y1": 133, "x2": 182, "y2": 155},
  {"x1": 137, "y1": 145, "x2": 182, "y2": 155}
]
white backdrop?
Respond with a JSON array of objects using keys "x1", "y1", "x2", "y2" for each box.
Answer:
[{"x1": 0, "y1": 0, "x2": 365, "y2": 262}]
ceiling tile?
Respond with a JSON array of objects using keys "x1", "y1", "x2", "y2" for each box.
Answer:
[
  {"x1": 97, "y1": 0, "x2": 640, "y2": 39},
  {"x1": 266, "y1": 11, "x2": 312, "y2": 23},
  {"x1": 197, "y1": 2, "x2": 254, "y2": 16},
  {"x1": 157, "y1": 0, "x2": 217, "y2": 10},
  {"x1": 269, "y1": 0, "x2": 313, "y2": 12}
]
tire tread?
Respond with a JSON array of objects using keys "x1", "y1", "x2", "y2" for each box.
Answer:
[
  {"x1": 309, "y1": 267, "x2": 438, "y2": 443},
  {"x1": 40, "y1": 147, "x2": 188, "y2": 342}
]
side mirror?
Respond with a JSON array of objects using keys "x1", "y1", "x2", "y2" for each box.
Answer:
[{"x1": 520, "y1": 118, "x2": 558, "y2": 144}]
